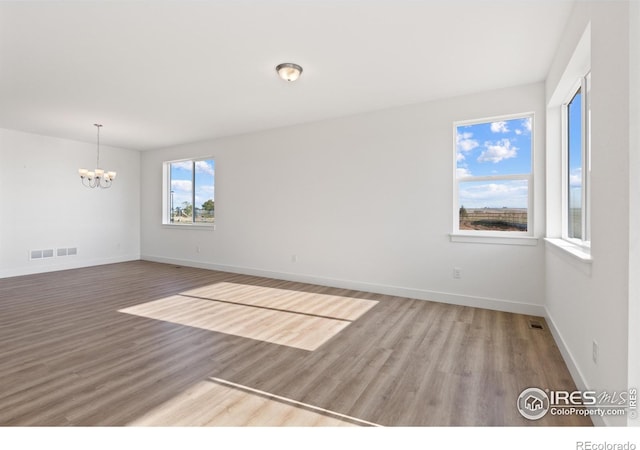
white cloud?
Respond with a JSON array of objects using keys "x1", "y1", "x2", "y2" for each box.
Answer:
[
  {"x1": 170, "y1": 160, "x2": 215, "y2": 177},
  {"x1": 457, "y1": 152, "x2": 466, "y2": 162},
  {"x1": 491, "y1": 121, "x2": 509, "y2": 133},
  {"x1": 171, "y1": 161, "x2": 192, "y2": 171},
  {"x1": 468, "y1": 181, "x2": 527, "y2": 199},
  {"x1": 459, "y1": 180, "x2": 528, "y2": 208},
  {"x1": 171, "y1": 179, "x2": 192, "y2": 192},
  {"x1": 198, "y1": 185, "x2": 215, "y2": 194},
  {"x1": 477, "y1": 139, "x2": 518, "y2": 163},
  {"x1": 195, "y1": 160, "x2": 215, "y2": 176},
  {"x1": 570, "y1": 168, "x2": 582, "y2": 187},
  {"x1": 513, "y1": 118, "x2": 531, "y2": 136},
  {"x1": 456, "y1": 132, "x2": 479, "y2": 152},
  {"x1": 456, "y1": 167, "x2": 472, "y2": 178}
]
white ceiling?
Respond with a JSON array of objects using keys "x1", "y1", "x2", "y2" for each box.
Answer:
[{"x1": 0, "y1": 0, "x2": 575, "y2": 151}]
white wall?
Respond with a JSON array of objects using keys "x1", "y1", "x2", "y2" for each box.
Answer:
[
  {"x1": 141, "y1": 82, "x2": 546, "y2": 315},
  {"x1": 0, "y1": 128, "x2": 140, "y2": 277},
  {"x1": 545, "y1": 1, "x2": 632, "y2": 426}
]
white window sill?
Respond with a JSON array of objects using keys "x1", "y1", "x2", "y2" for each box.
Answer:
[
  {"x1": 162, "y1": 223, "x2": 216, "y2": 231},
  {"x1": 544, "y1": 238, "x2": 592, "y2": 263},
  {"x1": 449, "y1": 233, "x2": 538, "y2": 246}
]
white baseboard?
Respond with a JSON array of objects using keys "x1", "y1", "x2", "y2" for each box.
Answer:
[
  {"x1": 544, "y1": 308, "x2": 606, "y2": 427},
  {"x1": 0, "y1": 254, "x2": 140, "y2": 279},
  {"x1": 141, "y1": 254, "x2": 545, "y2": 317}
]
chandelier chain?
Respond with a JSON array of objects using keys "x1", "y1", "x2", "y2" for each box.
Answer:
[{"x1": 95, "y1": 123, "x2": 102, "y2": 168}]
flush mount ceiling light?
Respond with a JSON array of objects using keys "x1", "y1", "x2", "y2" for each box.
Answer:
[
  {"x1": 276, "y1": 63, "x2": 303, "y2": 82},
  {"x1": 78, "y1": 124, "x2": 116, "y2": 189}
]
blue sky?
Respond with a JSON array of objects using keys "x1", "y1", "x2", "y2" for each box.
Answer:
[
  {"x1": 456, "y1": 116, "x2": 532, "y2": 178},
  {"x1": 456, "y1": 116, "x2": 532, "y2": 209},
  {"x1": 568, "y1": 91, "x2": 583, "y2": 209},
  {"x1": 170, "y1": 160, "x2": 215, "y2": 209}
]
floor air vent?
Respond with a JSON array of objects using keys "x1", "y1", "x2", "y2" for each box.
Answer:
[{"x1": 528, "y1": 320, "x2": 544, "y2": 330}]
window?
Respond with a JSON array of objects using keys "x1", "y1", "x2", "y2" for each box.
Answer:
[
  {"x1": 164, "y1": 158, "x2": 215, "y2": 225},
  {"x1": 563, "y1": 73, "x2": 590, "y2": 245},
  {"x1": 454, "y1": 114, "x2": 533, "y2": 235}
]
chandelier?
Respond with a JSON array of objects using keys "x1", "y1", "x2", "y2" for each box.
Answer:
[{"x1": 78, "y1": 124, "x2": 116, "y2": 189}]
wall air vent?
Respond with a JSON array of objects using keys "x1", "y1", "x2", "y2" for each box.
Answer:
[
  {"x1": 31, "y1": 247, "x2": 76, "y2": 260},
  {"x1": 56, "y1": 247, "x2": 77, "y2": 257},
  {"x1": 30, "y1": 249, "x2": 54, "y2": 260}
]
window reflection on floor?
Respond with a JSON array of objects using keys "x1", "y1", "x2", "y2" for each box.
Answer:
[
  {"x1": 119, "y1": 282, "x2": 378, "y2": 351},
  {"x1": 127, "y1": 377, "x2": 380, "y2": 427}
]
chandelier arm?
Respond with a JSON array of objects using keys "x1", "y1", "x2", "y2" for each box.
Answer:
[{"x1": 81, "y1": 177, "x2": 92, "y2": 188}]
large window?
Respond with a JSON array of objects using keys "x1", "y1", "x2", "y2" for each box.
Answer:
[
  {"x1": 164, "y1": 158, "x2": 215, "y2": 225},
  {"x1": 454, "y1": 114, "x2": 533, "y2": 235},
  {"x1": 564, "y1": 73, "x2": 591, "y2": 244}
]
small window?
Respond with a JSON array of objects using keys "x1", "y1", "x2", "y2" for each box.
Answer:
[
  {"x1": 454, "y1": 114, "x2": 533, "y2": 235},
  {"x1": 164, "y1": 158, "x2": 215, "y2": 225},
  {"x1": 563, "y1": 73, "x2": 590, "y2": 244}
]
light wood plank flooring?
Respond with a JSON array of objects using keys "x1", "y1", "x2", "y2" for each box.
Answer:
[{"x1": 0, "y1": 261, "x2": 591, "y2": 426}]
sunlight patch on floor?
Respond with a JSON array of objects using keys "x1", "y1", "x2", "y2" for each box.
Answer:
[
  {"x1": 127, "y1": 377, "x2": 380, "y2": 426},
  {"x1": 182, "y1": 282, "x2": 377, "y2": 321},
  {"x1": 119, "y1": 283, "x2": 378, "y2": 351}
]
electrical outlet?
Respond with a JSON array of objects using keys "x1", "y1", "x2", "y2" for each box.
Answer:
[
  {"x1": 453, "y1": 267, "x2": 461, "y2": 279},
  {"x1": 592, "y1": 340, "x2": 599, "y2": 364},
  {"x1": 291, "y1": 254, "x2": 298, "y2": 263},
  {"x1": 196, "y1": 246, "x2": 201, "y2": 253}
]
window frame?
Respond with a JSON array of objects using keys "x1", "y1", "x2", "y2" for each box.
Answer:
[
  {"x1": 452, "y1": 112, "x2": 535, "y2": 238},
  {"x1": 162, "y1": 157, "x2": 215, "y2": 227},
  {"x1": 561, "y1": 72, "x2": 591, "y2": 248}
]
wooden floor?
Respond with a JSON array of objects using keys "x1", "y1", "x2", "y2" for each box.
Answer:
[{"x1": 0, "y1": 261, "x2": 591, "y2": 426}]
